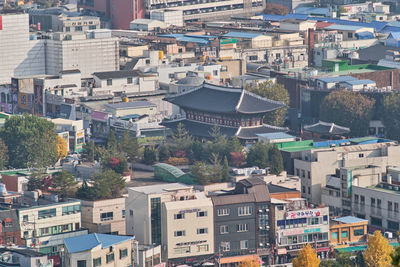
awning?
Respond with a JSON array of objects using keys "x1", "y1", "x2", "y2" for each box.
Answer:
[
  {"x1": 220, "y1": 255, "x2": 259, "y2": 264},
  {"x1": 317, "y1": 247, "x2": 330, "y2": 252}
]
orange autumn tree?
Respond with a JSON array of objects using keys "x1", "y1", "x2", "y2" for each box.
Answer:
[
  {"x1": 292, "y1": 244, "x2": 320, "y2": 267},
  {"x1": 364, "y1": 231, "x2": 392, "y2": 267},
  {"x1": 56, "y1": 135, "x2": 68, "y2": 160},
  {"x1": 238, "y1": 258, "x2": 259, "y2": 267}
]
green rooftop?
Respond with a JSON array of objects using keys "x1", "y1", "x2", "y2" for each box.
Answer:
[{"x1": 0, "y1": 170, "x2": 30, "y2": 176}]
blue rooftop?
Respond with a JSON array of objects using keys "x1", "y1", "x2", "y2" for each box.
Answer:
[
  {"x1": 64, "y1": 233, "x2": 134, "y2": 254},
  {"x1": 342, "y1": 79, "x2": 375, "y2": 86},
  {"x1": 158, "y1": 34, "x2": 212, "y2": 45},
  {"x1": 388, "y1": 32, "x2": 400, "y2": 40},
  {"x1": 316, "y1": 76, "x2": 358, "y2": 83},
  {"x1": 325, "y1": 24, "x2": 367, "y2": 31},
  {"x1": 294, "y1": 7, "x2": 330, "y2": 16},
  {"x1": 261, "y1": 14, "x2": 285, "y2": 22},
  {"x1": 223, "y1": 31, "x2": 263, "y2": 39},
  {"x1": 284, "y1": 13, "x2": 309, "y2": 20},
  {"x1": 333, "y1": 216, "x2": 368, "y2": 224}
]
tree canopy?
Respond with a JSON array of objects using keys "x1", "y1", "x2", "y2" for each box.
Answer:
[
  {"x1": 382, "y1": 93, "x2": 400, "y2": 141},
  {"x1": 0, "y1": 139, "x2": 8, "y2": 170},
  {"x1": 364, "y1": 231, "x2": 392, "y2": 267},
  {"x1": 319, "y1": 90, "x2": 375, "y2": 137},
  {"x1": 1, "y1": 114, "x2": 58, "y2": 168},
  {"x1": 51, "y1": 170, "x2": 77, "y2": 201},
  {"x1": 247, "y1": 81, "x2": 289, "y2": 126},
  {"x1": 56, "y1": 136, "x2": 68, "y2": 160},
  {"x1": 292, "y1": 244, "x2": 320, "y2": 267}
]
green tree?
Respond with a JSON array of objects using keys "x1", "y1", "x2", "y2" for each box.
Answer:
[
  {"x1": 76, "y1": 180, "x2": 96, "y2": 201},
  {"x1": 209, "y1": 153, "x2": 222, "y2": 182},
  {"x1": 77, "y1": 170, "x2": 126, "y2": 200},
  {"x1": 143, "y1": 146, "x2": 157, "y2": 165},
  {"x1": 81, "y1": 140, "x2": 96, "y2": 162},
  {"x1": 222, "y1": 156, "x2": 230, "y2": 182},
  {"x1": 364, "y1": 231, "x2": 392, "y2": 267},
  {"x1": 191, "y1": 161, "x2": 209, "y2": 185},
  {"x1": 246, "y1": 142, "x2": 269, "y2": 168},
  {"x1": 268, "y1": 144, "x2": 283, "y2": 175},
  {"x1": 0, "y1": 139, "x2": 8, "y2": 170},
  {"x1": 171, "y1": 123, "x2": 193, "y2": 152},
  {"x1": 1, "y1": 114, "x2": 58, "y2": 168},
  {"x1": 191, "y1": 140, "x2": 208, "y2": 162},
  {"x1": 118, "y1": 131, "x2": 139, "y2": 162},
  {"x1": 27, "y1": 171, "x2": 46, "y2": 191},
  {"x1": 337, "y1": 6, "x2": 347, "y2": 16},
  {"x1": 106, "y1": 130, "x2": 117, "y2": 152},
  {"x1": 52, "y1": 170, "x2": 77, "y2": 201},
  {"x1": 207, "y1": 125, "x2": 229, "y2": 158},
  {"x1": 382, "y1": 93, "x2": 400, "y2": 141},
  {"x1": 319, "y1": 91, "x2": 375, "y2": 137},
  {"x1": 158, "y1": 145, "x2": 171, "y2": 162},
  {"x1": 247, "y1": 81, "x2": 289, "y2": 126}
]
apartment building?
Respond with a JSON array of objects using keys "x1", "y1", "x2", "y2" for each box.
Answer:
[
  {"x1": 271, "y1": 198, "x2": 330, "y2": 265},
  {"x1": 293, "y1": 138, "x2": 400, "y2": 204},
  {"x1": 161, "y1": 192, "x2": 214, "y2": 264},
  {"x1": 64, "y1": 233, "x2": 136, "y2": 267},
  {"x1": 211, "y1": 178, "x2": 271, "y2": 266},
  {"x1": 125, "y1": 183, "x2": 193, "y2": 245},
  {"x1": 17, "y1": 198, "x2": 88, "y2": 265},
  {"x1": 81, "y1": 197, "x2": 126, "y2": 235}
]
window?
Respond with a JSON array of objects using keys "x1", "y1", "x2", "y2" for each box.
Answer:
[
  {"x1": 301, "y1": 170, "x2": 305, "y2": 178},
  {"x1": 276, "y1": 53, "x2": 281, "y2": 59},
  {"x1": 197, "y1": 211, "x2": 207, "y2": 217},
  {"x1": 217, "y1": 208, "x2": 230, "y2": 216},
  {"x1": 360, "y1": 196, "x2": 365, "y2": 205},
  {"x1": 371, "y1": 198, "x2": 375, "y2": 207},
  {"x1": 341, "y1": 231, "x2": 348, "y2": 238},
  {"x1": 62, "y1": 224, "x2": 70, "y2": 231},
  {"x1": 197, "y1": 244, "x2": 209, "y2": 252},
  {"x1": 145, "y1": 59, "x2": 151, "y2": 64},
  {"x1": 197, "y1": 228, "x2": 208, "y2": 234},
  {"x1": 221, "y1": 242, "x2": 230, "y2": 251},
  {"x1": 89, "y1": 25, "x2": 96, "y2": 30},
  {"x1": 127, "y1": 77, "x2": 133, "y2": 84},
  {"x1": 377, "y1": 199, "x2": 382, "y2": 208},
  {"x1": 62, "y1": 205, "x2": 81, "y2": 215},
  {"x1": 130, "y1": 210, "x2": 133, "y2": 216},
  {"x1": 354, "y1": 194, "x2": 359, "y2": 203},
  {"x1": 240, "y1": 240, "x2": 248, "y2": 250},
  {"x1": 221, "y1": 66, "x2": 227, "y2": 72},
  {"x1": 213, "y1": 70, "x2": 218, "y2": 76},
  {"x1": 93, "y1": 258, "x2": 101, "y2": 267},
  {"x1": 388, "y1": 220, "x2": 399, "y2": 231},
  {"x1": 389, "y1": 201, "x2": 393, "y2": 211},
  {"x1": 174, "y1": 230, "x2": 185, "y2": 237},
  {"x1": 23, "y1": 215, "x2": 28, "y2": 222},
  {"x1": 296, "y1": 169, "x2": 300, "y2": 176},
  {"x1": 220, "y1": 225, "x2": 229, "y2": 234},
  {"x1": 331, "y1": 232, "x2": 338, "y2": 239},
  {"x1": 307, "y1": 171, "x2": 311, "y2": 179},
  {"x1": 238, "y1": 206, "x2": 252, "y2": 216},
  {"x1": 120, "y1": 248, "x2": 128, "y2": 259},
  {"x1": 107, "y1": 79, "x2": 112, "y2": 86},
  {"x1": 100, "y1": 212, "x2": 113, "y2": 221},
  {"x1": 308, "y1": 187, "x2": 311, "y2": 194},
  {"x1": 106, "y1": 253, "x2": 114, "y2": 263},
  {"x1": 75, "y1": 26, "x2": 83, "y2": 31},
  {"x1": 38, "y1": 209, "x2": 56, "y2": 219},
  {"x1": 359, "y1": 153, "x2": 364, "y2": 158},
  {"x1": 40, "y1": 227, "x2": 49, "y2": 236},
  {"x1": 302, "y1": 186, "x2": 305, "y2": 194},
  {"x1": 77, "y1": 260, "x2": 86, "y2": 267},
  {"x1": 174, "y1": 213, "x2": 185, "y2": 220},
  {"x1": 174, "y1": 246, "x2": 190, "y2": 254},
  {"x1": 122, "y1": 210, "x2": 126, "y2": 218},
  {"x1": 248, "y1": 55, "x2": 258, "y2": 61},
  {"x1": 395, "y1": 203, "x2": 399, "y2": 213},
  {"x1": 371, "y1": 216, "x2": 382, "y2": 227},
  {"x1": 310, "y1": 218, "x2": 319, "y2": 225},
  {"x1": 348, "y1": 32, "x2": 353, "y2": 38},
  {"x1": 354, "y1": 229, "x2": 364, "y2": 236},
  {"x1": 237, "y1": 224, "x2": 249, "y2": 232},
  {"x1": 66, "y1": 27, "x2": 70, "y2": 32}
]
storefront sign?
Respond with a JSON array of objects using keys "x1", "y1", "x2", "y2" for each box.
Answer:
[
  {"x1": 304, "y1": 228, "x2": 321, "y2": 234},
  {"x1": 286, "y1": 209, "x2": 321, "y2": 219},
  {"x1": 176, "y1": 240, "x2": 207, "y2": 246},
  {"x1": 277, "y1": 248, "x2": 287, "y2": 255}
]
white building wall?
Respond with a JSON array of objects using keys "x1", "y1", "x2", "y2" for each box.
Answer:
[{"x1": 0, "y1": 14, "x2": 46, "y2": 84}]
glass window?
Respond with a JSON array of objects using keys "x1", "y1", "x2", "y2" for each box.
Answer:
[
  {"x1": 197, "y1": 244, "x2": 209, "y2": 252},
  {"x1": 119, "y1": 248, "x2": 128, "y2": 259},
  {"x1": 354, "y1": 229, "x2": 364, "y2": 236},
  {"x1": 240, "y1": 240, "x2": 248, "y2": 250},
  {"x1": 217, "y1": 208, "x2": 230, "y2": 216},
  {"x1": 238, "y1": 206, "x2": 252, "y2": 216},
  {"x1": 331, "y1": 232, "x2": 338, "y2": 239},
  {"x1": 127, "y1": 77, "x2": 133, "y2": 84},
  {"x1": 122, "y1": 210, "x2": 126, "y2": 218},
  {"x1": 174, "y1": 230, "x2": 185, "y2": 237},
  {"x1": 77, "y1": 260, "x2": 86, "y2": 267},
  {"x1": 371, "y1": 198, "x2": 375, "y2": 207},
  {"x1": 360, "y1": 196, "x2": 365, "y2": 205},
  {"x1": 38, "y1": 209, "x2": 56, "y2": 219},
  {"x1": 388, "y1": 220, "x2": 399, "y2": 231},
  {"x1": 220, "y1": 225, "x2": 228, "y2": 234},
  {"x1": 197, "y1": 211, "x2": 207, "y2": 217},
  {"x1": 174, "y1": 213, "x2": 184, "y2": 220},
  {"x1": 100, "y1": 212, "x2": 113, "y2": 221},
  {"x1": 341, "y1": 231, "x2": 348, "y2": 238},
  {"x1": 93, "y1": 258, "x2": 101, "y2": 267},
  {"x1": 237, "y1": 224, "x2": 248, "y2": 232},
  {"x1": 197, "y1": 228, "x2": 208, "y2": 234},
  {"x1": 388, "y1": 201, "x2": 393, "y2": 211},
  {"x1": 23, "y1": 215, "x2": 28, "y2": 222},
  {"x1": 106, "y1": 253, "x2": 114, "y2": 263},
  {"x1": 107, "y1": 79, "x2": 112, "y2": 86}
]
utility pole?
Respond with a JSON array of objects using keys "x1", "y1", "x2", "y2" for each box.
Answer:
[{"x1": 218, "y1": 245, "x2": 221, "y2": 267}]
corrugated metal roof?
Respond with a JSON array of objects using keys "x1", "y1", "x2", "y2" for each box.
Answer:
[
  {"x1": 261, "y1": 14, "x2": 285, "y2": 21},
  {"x1": 64, "y1": 234, "x2": 134, "y2": 254},
  {"x1": 342, "y1": 79, "x2": 375, "y2": 85},
  {"x1": 333, "y1": 216, "x2": 368, "y2": 224},
  {"x1": 388, "y1": 32, "x2": 400, "y2": 40},
  {"x1": 316, "y1": 76, "x2": 357, "y2": 83},
  {"x1": 355, "y1": 31, "x2": 374, "y2": 39},
  {"x1": 325, "y1": 24, "x2": 366, "y2": 31},
  {"x1": 223, "y1": 31, "x2": 263, "y2": 39}
]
